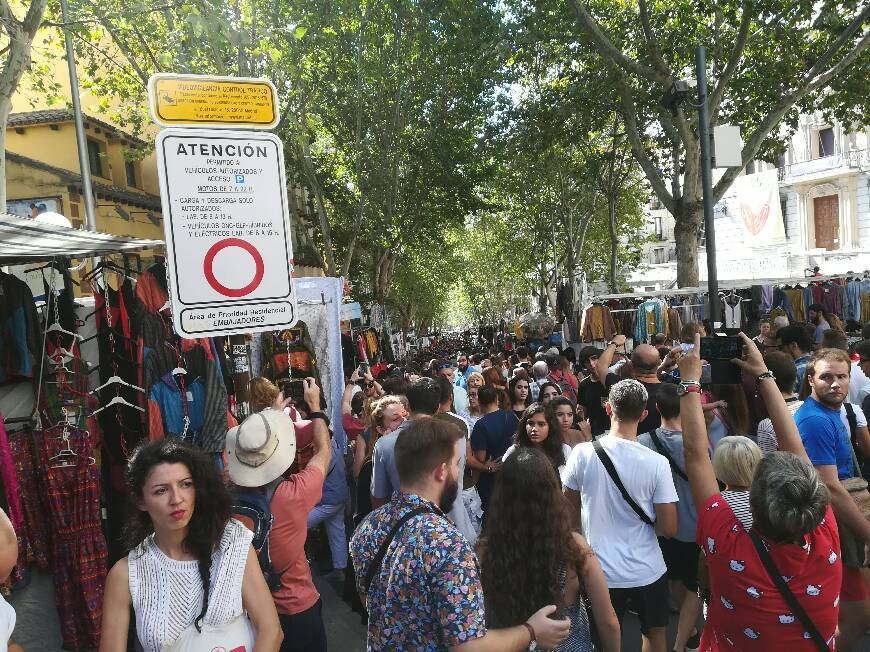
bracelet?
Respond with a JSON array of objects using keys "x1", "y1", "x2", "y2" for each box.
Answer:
[
  {"x1": 522, "y1": 622, "x2": 536, "y2": 645},
  {"x1": 756, "y1": 371, "x2": 776, "y2": 385},
  {"x1": 308, "y1": 411, "x2": 331, "y2": 426}
]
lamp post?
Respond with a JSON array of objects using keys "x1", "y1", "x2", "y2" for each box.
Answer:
[
  {"x1": 60, "y1": 0, "x2": 97, "y2": 232},
  {"x1": 696, "y1": 46, "x2": 719, "y2": 328}
]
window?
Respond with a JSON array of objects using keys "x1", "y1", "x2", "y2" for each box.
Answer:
[
  {"x1": 125, "y1": 160, "x2": 138, "y2": 188},
  {"x1": 818, "y1": 127, "x2": 835, "y2": 157},
  {"x1": 781, "y1": 195, "x2": 788, "y2": 238},
  {"x1": 653, "y1": 248, "x2": 666, "y2": 264},
  {"x1": 87, "y1": 139, "x2": 103, "y2": 177},
  {"x1": 654, "y1": 215, "x2": 664, "y2": 240}
]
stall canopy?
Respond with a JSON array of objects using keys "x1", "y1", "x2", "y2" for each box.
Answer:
[{"x1": 0, "y1": 213, "x2": 163, "y2": 264}]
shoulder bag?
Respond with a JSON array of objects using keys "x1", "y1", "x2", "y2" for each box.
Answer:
[
  {"x1": 362, "y1": 506, "x2": 434, "y2": 594},
  {"x1": 592, "y1": 439, "x2": 654, "y2": 526},
  {"x1": 162, "y1": 614, "x2": 255, "y2": 652},
  {"x1": 748, "y1": 530, "x2": 829, "y2": 651},
  {"x1": 648, "y1": 431, "x2": 689, "y2": 482}
]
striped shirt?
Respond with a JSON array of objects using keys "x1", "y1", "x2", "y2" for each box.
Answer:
[{"x1": 721, "y1": 490, "x2": 752, "y2": 530}]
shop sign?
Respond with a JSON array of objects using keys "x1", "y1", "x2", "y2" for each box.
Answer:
[
  {"x1": 149, "y1": 73, "x2": 278, "y2": 129},
  {"x1": 155, "y1": 128, "x2": 297, "y2": 337}
]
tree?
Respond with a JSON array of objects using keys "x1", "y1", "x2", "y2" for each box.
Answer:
[
  {"x1": 0, "y1": 0, "x2": 47, "y2": 206},
  {"x1": 568, "y1": 0, "x2": 870, "y2": 286},
  {"x1": 56, "y1": 0, "x2": 503, "y2": 309}
]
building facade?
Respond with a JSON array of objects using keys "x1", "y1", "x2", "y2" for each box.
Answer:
[{"x1": 632, "y1": 114, "x2": 870, "y2": 291}]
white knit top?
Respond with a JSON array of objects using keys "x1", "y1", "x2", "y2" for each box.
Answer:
[{"x1": 128, "y1": 518, "x2": 253, "y2": 652}]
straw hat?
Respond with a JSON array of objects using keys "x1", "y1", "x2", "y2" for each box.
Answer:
[{"x1": 226, "y1": 409, "x2": 296, "y2": 487}]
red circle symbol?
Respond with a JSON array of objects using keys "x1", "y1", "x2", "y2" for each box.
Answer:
[{"x1": 203, "y1": 238, "x2": 265, "y2": 297}]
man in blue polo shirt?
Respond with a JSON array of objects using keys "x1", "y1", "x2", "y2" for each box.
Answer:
[{"x1": 795, "y1": 348, "x2": 870, "y2": 650}]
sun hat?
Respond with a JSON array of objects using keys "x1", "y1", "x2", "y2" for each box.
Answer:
[{"x1": 226, "y1": 408, "x2": 296, "y2": 487}]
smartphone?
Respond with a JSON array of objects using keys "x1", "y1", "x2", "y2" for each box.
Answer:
[
  {"x1": 680, "y1": 343, "x2": 694, "y2": 353},
  {"x1": 700, "y1": 336, "x2": 741, "y2": 360},
  {"x1": 358, "y1": 363, "x2": 369, "y2": 376},
  {"x1": 282, "y1": 379, "x2": 305, "y2": 401}
]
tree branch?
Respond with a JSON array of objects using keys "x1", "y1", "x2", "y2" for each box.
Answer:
[
  {"x1": 567, "y1": 0, "x2": 668, "y2": 84},
  {"x1": 708, "y1": 9, "x2": 752, "y2": 117},
  {"x1": 713, "y1": 29, "x2": 870, "y2": 202},
  {"x1": 614, "y1": 79, "x2": 674, "y2": 213},
  {"x1": 801, "y1": 4, "x2": 870, "y2": 88},
  {"x1": 638, "y1": 0, "x2": 670, "y2": 77}
]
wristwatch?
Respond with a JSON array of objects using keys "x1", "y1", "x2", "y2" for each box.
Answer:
[{"x1": 677, "y1": 381, "x2": 702, "y2": 396}]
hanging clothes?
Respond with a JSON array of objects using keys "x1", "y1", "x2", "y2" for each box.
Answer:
[
  {"x1": 580, "y1": 305, "x2": 617, "y2": 341},
  {"x1": 722, "y1": 295, "x2": 743, "y2": 330},
  {"x1": 38, "y1": 425, "x2": 107, "y2": 651},
  {"x1": 0, "y1": 272, "x2": 41, "y2": 383},
  {"x1": 634, "y1": 300, "x2": 665, "y2": 344},
  {"x1": 770, "y1": 288, "x2": 795, "y2": 322},
  {"x1": 6, "y1": 425, "x2": 52, "y2": 576},
  {"x1": 782, "y1": 288, "x2": 806, "y2": 322}
]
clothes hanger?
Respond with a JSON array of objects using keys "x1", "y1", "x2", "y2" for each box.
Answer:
[
  {"x1": 46, "y1": 321, "x2": 84, "y2": 342},
  {"x1": 92, "y1": 375, "x2": 144, "y2": 394},
  {"x1": 90, "y1": 395, "x2": 145, "y2": 415}
]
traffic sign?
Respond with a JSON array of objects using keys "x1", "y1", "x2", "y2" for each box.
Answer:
[
  {"x1": 149, "y1": 73, "x2": 279, "y2": 129},
  {"x1": 155, "y1": 128, "x2": 297, "y2": 337}
]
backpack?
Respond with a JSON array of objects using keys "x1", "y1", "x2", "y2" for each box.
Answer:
[
  {"x1": 548, "y1": 371, "x2": 577, "y2": 403},
  {"x1": 233, "y1": 490, "x2": 283, "y2": 592}
]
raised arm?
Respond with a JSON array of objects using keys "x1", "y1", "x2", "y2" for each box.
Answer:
[
  {"x1": 677, "y1": 333, "x2": 720, "y2": 511},
  {"x1": 341, "y1": 372, "x2": 360, "y2": 416},
  {"x1": 597, "y1": 334, "x2": 625, "y2": 387},
  {"x1": 731, "y1": 332, "x2": 810, "y2": 465}
]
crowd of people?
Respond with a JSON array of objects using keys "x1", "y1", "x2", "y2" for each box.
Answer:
[{"x1": 1, "y1": 315, "x2": 866, "y2": 651}]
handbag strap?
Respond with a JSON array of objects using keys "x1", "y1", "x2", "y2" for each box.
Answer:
[
  {"x1": 363, "y1": 505, "x2": 433, "y2": 594},
  {"x1": 593, "y1": 439, "x2": 654, "y2": 526},
  {"x1": 844, "y1": 404, "x2": 865, "y2": 481},
  {"x1": 747, "y1": 530, "x2": 828, "y2": 651},
  {"x1": 648, "y1": 430, "x2": 689, "y2": 482}
]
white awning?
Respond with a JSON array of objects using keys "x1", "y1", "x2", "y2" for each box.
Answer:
[{"x1": 0, "y1": 213, "x2": 163, "y2": 264}]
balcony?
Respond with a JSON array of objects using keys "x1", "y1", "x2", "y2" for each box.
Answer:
[{"x1": 778, "y1": 149, "x2": 868, "y2": 183}]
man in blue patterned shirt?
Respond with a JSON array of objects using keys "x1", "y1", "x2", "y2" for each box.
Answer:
[{"x1": 350, "y1": 417, "x2": 569, "y2": 651}]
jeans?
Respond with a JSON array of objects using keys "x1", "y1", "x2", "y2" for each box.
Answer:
[
  {"x1": 279, "y1": 599, "x2": 327, "y2": 652},
  {"x1": 307, "y1": 502, "x2": 348, "y2": 570}
]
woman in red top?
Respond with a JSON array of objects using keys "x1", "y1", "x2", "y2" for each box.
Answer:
[{"x1": 678, "y1": 332, "x2": 839, "y2": 651}]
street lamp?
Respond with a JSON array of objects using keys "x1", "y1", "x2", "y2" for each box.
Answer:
[{"x1": 659, "y1": 47, "x2": 721, "y2": 328}]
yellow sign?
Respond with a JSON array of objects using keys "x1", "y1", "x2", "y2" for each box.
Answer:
[{"x1": 148, "y1": 74, "x2": 278, "y2": 129}]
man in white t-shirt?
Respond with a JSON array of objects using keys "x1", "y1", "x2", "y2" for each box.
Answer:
[{"x1": 562, "y1": 379, "x2": 678, "y2": 652}]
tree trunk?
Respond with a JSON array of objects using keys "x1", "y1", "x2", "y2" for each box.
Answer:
[
  {"x1": 674, "y1": 200, "x2": 703, "y2": 287},
  {"x1": 0, "y1": 0, "x2": 49, "y2": 208},
  {"x1": 607, "y1": 197, "x2": 618, "y2": 292}
]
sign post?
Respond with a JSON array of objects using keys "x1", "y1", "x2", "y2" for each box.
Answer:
[
  {"x1": 150, "y1": 72, "x2": 297, "y2": 338},
  {"x1": 149, "y1": 73, "x2": 279, "y2": 129},
  {"x1": 155, "y1": 128, "x2": 297, "y2": 337}
]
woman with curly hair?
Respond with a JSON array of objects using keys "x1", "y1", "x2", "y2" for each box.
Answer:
[
  {"x1": 476, "y1": 448, "x2": 620, "y2": 652},
  {"x1": 501, "y1": 403, "x2": 571, "y2": 474},
  {"x1": 99, "y1": 439, "x2": 282, "y2": 652}
]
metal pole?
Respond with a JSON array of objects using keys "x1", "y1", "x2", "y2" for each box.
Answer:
[
  {"x1": 60, "y1": 0, "x2": 97, "y2": 232},
  {"x1": 696, "y1": 45, "x2": 719, "y2": 328}
]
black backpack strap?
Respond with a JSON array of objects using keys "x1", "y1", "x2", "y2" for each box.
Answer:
[
  {"x1": 649, "y1": 431, "x2": 689, "y2": 482},
  {"x1": 593, "y1": 439, "x2": 654, "y2": 526},
  {"x1": 363, "y1": 506, "x2": 432, "y2": 594},
  {"x1": 748, "y1": 530, "x2": 829, "y2": 651},
  {"x1": 845, "y1": 402, "x2": 858, "y2": 449}
]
